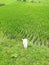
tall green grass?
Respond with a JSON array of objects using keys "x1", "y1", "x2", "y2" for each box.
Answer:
[
  {"x1": 0, "y1": 2, "x2": 49, "y2": 45},
  {"x1": 0, "y1": 0, "x2": 16, "y2": 4},
  {"x1": 0, "y1": 2, "x2": 49, "y2": 65}
]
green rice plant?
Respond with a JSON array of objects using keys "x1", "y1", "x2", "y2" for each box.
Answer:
[{"x1": 0, "y1": 2, "x2": 49, "y2": 46}]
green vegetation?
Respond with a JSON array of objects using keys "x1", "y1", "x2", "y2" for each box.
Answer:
[
  {"x1": 0, "y1": 2, "x2": 49, "y2": 43},
  {"x1": 0, "y1": 0, "x2": 49, "y2": 4},
  {"x1": 0, "y1": 1, "x2": 49, "y2": 65},
  {"x1": 0, "y1": 37, "x2": 49, "y2": 65},
  {"x1": 0, "y1": 0, "x2": 16, "y2": 4}
]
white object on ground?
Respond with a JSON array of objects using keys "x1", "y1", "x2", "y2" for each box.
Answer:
[{"x1": 22, "y1": 38, "x2": 28, "y2": 48}]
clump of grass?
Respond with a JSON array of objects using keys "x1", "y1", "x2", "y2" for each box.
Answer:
[{"x1": 0, "y1": 38, "x2": 49, "y2": 65}]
